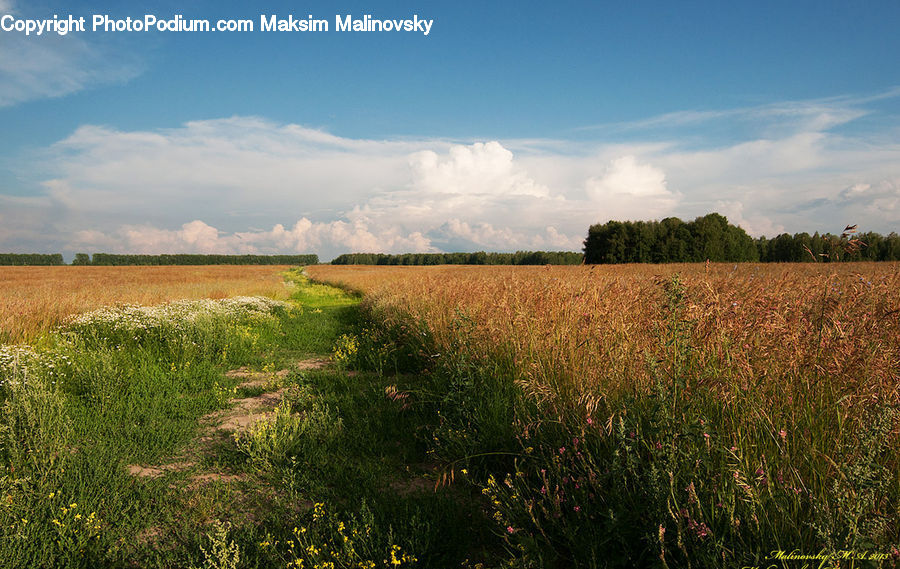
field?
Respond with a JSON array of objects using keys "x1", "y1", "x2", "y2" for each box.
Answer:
[
  {"x1": 0, "y1": 266, "x2": 294, "y2": 343},
  {"x1": 307, "y1": 262, "x2": 900, "y2": 566},
  {"x1": 1, "y1": 263, "x2": 899, "y2": 567},
  {"x1": 306, "y1": 262, "x2": 900, "y2": 405}
]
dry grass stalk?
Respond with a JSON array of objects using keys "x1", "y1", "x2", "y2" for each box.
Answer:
[{"x1": 307, "y1": 263, "x2": 900, "y2": 418}]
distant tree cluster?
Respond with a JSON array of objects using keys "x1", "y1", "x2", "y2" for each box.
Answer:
[
  {"x1": 0, "y1": 253, "x2": 65, "y2": 266},
  {"x1": 584, "y1": 213, "x2": 758, "y2": 263},
  {"x1": 584, "y1": 213, "x2": 900, "y2": 263},
  {"x1": 757, "y1": 230, "x2": 900, "y2": 262},
  {"x1": 331, "y1": 251, "x2": 584, "y2": 266},
  {"x1": 78, "y1": 254, "x2": 319, "y2": 266}
]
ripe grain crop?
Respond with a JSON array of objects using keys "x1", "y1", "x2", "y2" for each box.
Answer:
[
  {"x1": 306, "y1": 262, "x2": 900, "y2": 563},
  {"x1": 0, "y1": 265, "x2": 295, "y2": 343},
  {"x1": 307, "y1": 262, "x2": 900, "y2": 410}
]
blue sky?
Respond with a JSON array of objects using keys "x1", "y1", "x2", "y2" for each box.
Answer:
[{"x1": 2, "y1": 0, "x2": 900, "y2": 259}]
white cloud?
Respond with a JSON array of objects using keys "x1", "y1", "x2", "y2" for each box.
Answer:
[
  {"x1": 409, "y1": 142, "x2": 550, "y2": 198},
  {"x1": 837, "y1": 178, "x2": 900, "y2": 221},
  {"x1": 71, "y1": 218, "x2": 437, "y2": 258},
  {"x1": 580, "y1": 90, "x2": 896, "y2": 136},
  {"x1": 66, "y1": 215, "x2": 585, "y2": 259},
  {"x1": 0, "y1": 1, "x2": 139, "y2": 107},
  {"x1": 586, "y1": 155, "x2": 669, "y2": 198},
  {"x1": 43, "y1": 118, "x2": 420, "y2": 219},
  {"x1": 429, "y1": 220, "x2": 580, "y2": 251},
  {"x1": 584, "y1": 155, "x2": 680, "y2": 222},
  {"x1": 6, "y1": 89, "x2": 900, "y2": 257},
  {"x1": 713, "y1": 200, "x2": 785, "y2": 238},
  {"x1": 32, "y1": 120, "x2": 589, "y2": 257},
  {"x1": 840, "y1": 182, "x2": 872, "y2": 200}
]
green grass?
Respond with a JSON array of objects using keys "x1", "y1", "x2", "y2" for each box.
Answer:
[
  {"x1": 0, "y1": 269, "x2": 500, "y2": 568},
  {"x1": 14, "y1": 266, "x2": 894, "y2": 567},
  {"x1": 273, "y1": 269, "x2": 361, "y2": 359}
]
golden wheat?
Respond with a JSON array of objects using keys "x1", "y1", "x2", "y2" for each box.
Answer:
[
  {"x1": 307, "y1": 263, "x2": 900, "y2": 416},
  {"x1": 0, "y1": 265, "x2": 294, "y2": 343}
]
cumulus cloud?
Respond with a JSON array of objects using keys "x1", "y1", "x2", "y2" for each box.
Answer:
[
  {"x1": 713, "y1": 200, "x2": 785, "y2": 238},
  {"x1": 840, "y1": 183, "x2": 872, "y2": 199},
  {"x1": 7, "y1": 89, "x2": 900, "y2": 257},
  {"x1": 43, "y1": 118, "x2": 419, "y2": 221},
  {"x1": 837, "y1": 178, "x2": 900, "y2": 220},
  {"x1": 584, "y1": 155, "x2": 680, "y2": 222},
  {"x1": 30, "y1": 119, "x2": 589, "y2": 258},
  {"x1": 66, "y1": 215, "x2": 585, "y2": 260},
  {"x1": 72, "y1": 218, "x2": 437, "y2": 257},
  {"x1": 410, "y1": 142, "x2": 550, "y2": 198},
  {"x1": 587, "y1": 156, "x2": 669, "y2": 199},
  {"x1": 74, "y1": 221, "x2": 223, "y2": 254}
]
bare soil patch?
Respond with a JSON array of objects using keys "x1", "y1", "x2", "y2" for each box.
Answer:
[
  {"x1": 207, "y1": 390, "x2": 285, "y2": 433},
  {"x1": 128, "y1": 461, "x2": 195, "y2": 479},
  {"x1": 126, "y1": 358, "x2": 330, "y2": 479}
]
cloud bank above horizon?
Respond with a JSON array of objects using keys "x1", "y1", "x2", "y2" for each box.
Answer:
[{"x1": 2, "y1": 91, "x2": 900, "y2": 259}]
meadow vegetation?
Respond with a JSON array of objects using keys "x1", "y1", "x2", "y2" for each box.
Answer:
[
  {"x1": 2, "y1": 262, "x2": 898, "y2": 567},
  {"x1": 307, "y1": 262, "x2": 900, "y2": 567},
  {"x1": 0, "y1": 268, "x2": 494, "y2": 568},
  {"x1": 0, "y1": 265, "x2": 295, "y2": 343}
]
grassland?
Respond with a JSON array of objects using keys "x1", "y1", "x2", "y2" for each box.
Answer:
[
  {"x1": 308, "y1": 262, "x2": 900, "y2": 567},
  {"x1": 2, "y1": 262, "x2": 898, "y2": 567},
  {"x1": 0, "y1": 268, "x2": 496, "y2": 568},
  {"x1": 0, "y1": 265, "x2": 294, "y2": 343}
]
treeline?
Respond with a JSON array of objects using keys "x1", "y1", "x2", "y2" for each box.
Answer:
[
  {"x1": 331, "y1": 251, "x2": 584, "y2": 266},
  {"x1": 584, "y1": 213, "x2": 758, "y2": 263},
  {"x1": 0, "y1": 253, "x2": 64, "y2": 266},
  {"x1": 758, "y1": 231, "x2": 900, "y2": 262},
  {"x1": 77, "y1": 253, "x2": 319, "y2": 266},
  {"x1": 584, "y1": 213, "x2": 900, "y2": 263}
]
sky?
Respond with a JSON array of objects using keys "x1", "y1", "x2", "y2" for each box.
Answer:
[{"x1": 1, "y1": 0, "x2": 900, "y2": 260}]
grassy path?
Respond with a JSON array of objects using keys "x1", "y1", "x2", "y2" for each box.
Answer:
[{"x1": 1, "y1": 269, "x2": 496, "y2": 568}]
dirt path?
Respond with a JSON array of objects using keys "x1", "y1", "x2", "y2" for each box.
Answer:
[
  {"x1": 124, "y1": 358, "x2": 330, "y2": 543},
  {"x1": 127, "y1": 357, "x2": 329, "y2": 483}
]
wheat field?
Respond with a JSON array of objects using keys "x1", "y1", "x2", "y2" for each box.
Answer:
[
  {"x1": 0, "y1": 265, "x2": 294, "y2": 343},
  {"x1": 305, "y1": 262, "x2": 900, "y2": 560},
  {"x1": 307, "y1": 262, "x2": 900, "y2": 411}
]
